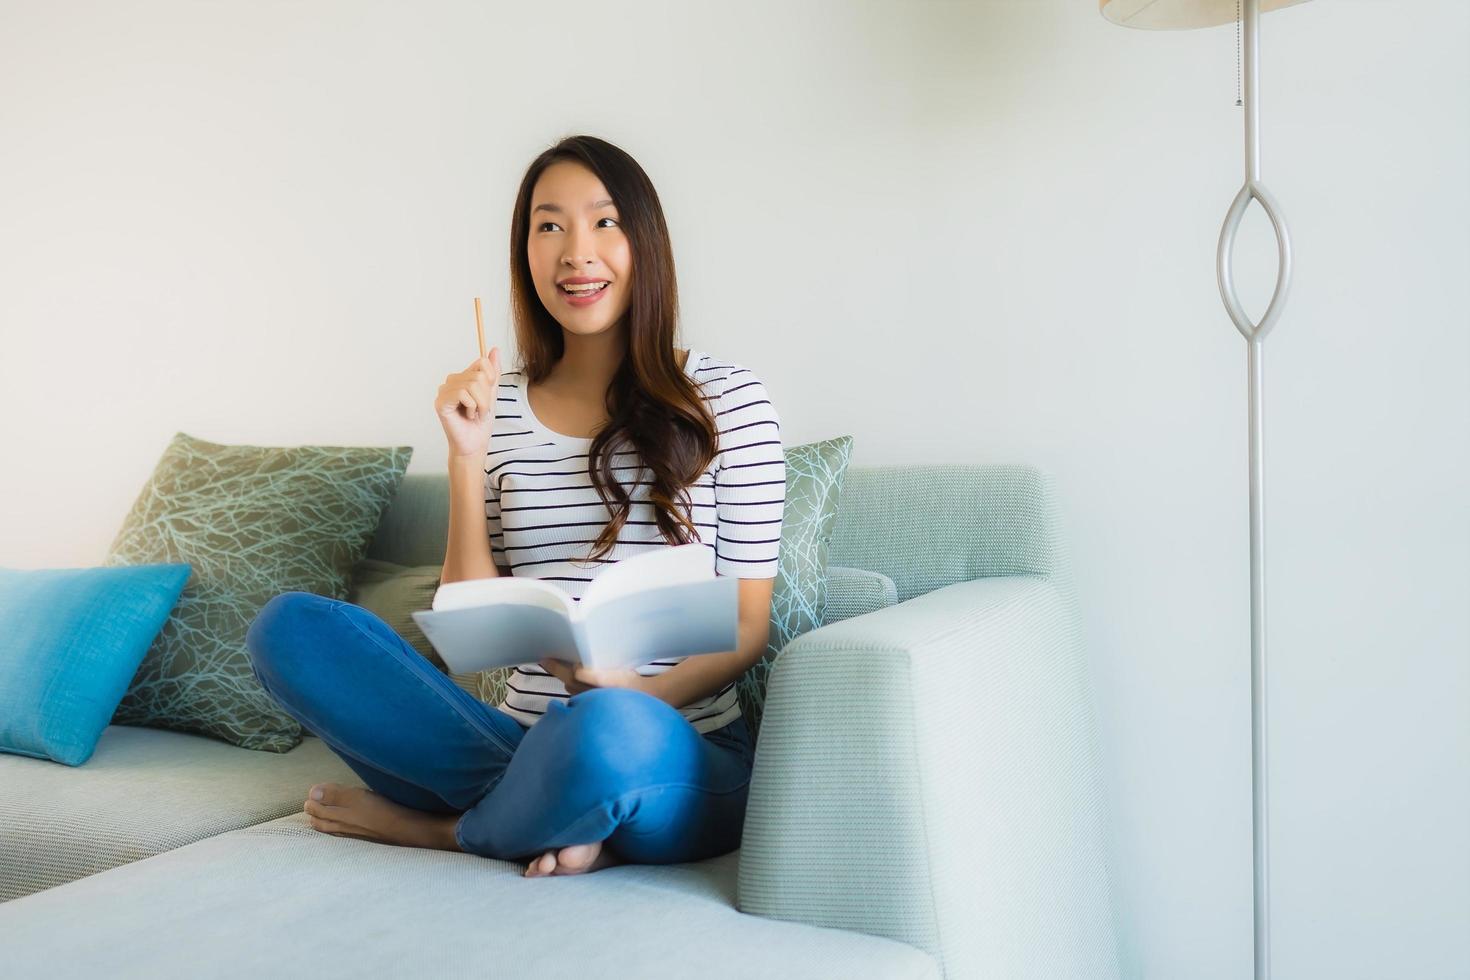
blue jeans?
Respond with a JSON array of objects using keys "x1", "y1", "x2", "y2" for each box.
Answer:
[{"x1": 243, "y1": 591, "x2": 755, "y2": 864}]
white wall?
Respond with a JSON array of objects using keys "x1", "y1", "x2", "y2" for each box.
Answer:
[{"x1": 2, "y1": 1, "x2": 1465, "y2": 976}]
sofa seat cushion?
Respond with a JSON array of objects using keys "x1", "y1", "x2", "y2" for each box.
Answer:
[
  {"x1": 0, "y1": 725, "x2": 363, "y2": 902},
  {"x1": 0, "y1": 811, "x2": 941, "y2": 980}
]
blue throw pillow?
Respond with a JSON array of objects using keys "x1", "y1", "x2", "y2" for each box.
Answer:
[{"x1": 0, "y1": 563, "x2": 191, "y2": 766}]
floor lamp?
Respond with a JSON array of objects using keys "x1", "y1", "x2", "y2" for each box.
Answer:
[{"x1": 1098, "y1": 1, "x2": 1312, "y2": 979}]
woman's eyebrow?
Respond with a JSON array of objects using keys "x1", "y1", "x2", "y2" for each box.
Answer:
[{"x1": 532, "y1": 198, "x2": 615, "y2": 215}]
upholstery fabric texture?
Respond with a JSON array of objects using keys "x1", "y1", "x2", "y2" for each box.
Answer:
[
  {"x1": 0, "y1": 726, "x2": 362, "y2": 902},
  {"x1": 103, "y1": 431, "x2": 412, "y2": 752},
  {"x1": 821, "y1": 565, "x2": 898, "y2": 624},
  {"x1": 0, "y1": 563, "x2": 191, "y2": 766},
  {"x1": 0, "y1": 811, "x2": 941, "y2": 979}
]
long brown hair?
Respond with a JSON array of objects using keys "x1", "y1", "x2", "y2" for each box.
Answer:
[{"x1": 507, "y1": 135, "x2": 719, "y2": 565}]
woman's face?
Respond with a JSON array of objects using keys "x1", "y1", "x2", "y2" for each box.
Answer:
[{"x1": 527, "y1": 160, "x2": 633, "y2": 340}]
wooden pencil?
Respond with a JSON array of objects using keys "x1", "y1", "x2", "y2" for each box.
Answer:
[{"x1": 474, "y1": 296, "x2": 486, "y2": 360}]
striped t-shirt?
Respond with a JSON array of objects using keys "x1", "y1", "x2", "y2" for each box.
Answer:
[{"x1": 482, "y1": 350, "x2": 785, "y2": 735}]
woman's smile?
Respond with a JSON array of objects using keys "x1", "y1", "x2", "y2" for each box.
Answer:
[{"x1": 557, "y1": 277, "x2": 612, "y2": 307}]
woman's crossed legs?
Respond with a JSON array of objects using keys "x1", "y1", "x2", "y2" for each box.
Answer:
[{"x1": 244, "y1": 591, "x2": 754, "y2": 876}]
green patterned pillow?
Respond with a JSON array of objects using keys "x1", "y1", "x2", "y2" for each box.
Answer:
[
  {"x1": 736, "y1": 434, "x2": 853, "y2": 743},
  {"x1": 104, "y1": 432, "x2": 412, "y2": 752},
  {"x1": 344, "y1": 559, "x2": 514, "y2": 708}
]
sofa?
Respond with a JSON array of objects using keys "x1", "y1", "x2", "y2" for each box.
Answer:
[{"x1": 0, "y1": 463, "x2": 1123, "y2": 979}]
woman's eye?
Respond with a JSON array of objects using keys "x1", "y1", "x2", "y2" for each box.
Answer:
[{"x1": 536, "y1": 218, "x2": 618, "y2": 232}]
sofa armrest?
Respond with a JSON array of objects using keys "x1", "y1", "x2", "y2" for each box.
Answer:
[
  {"x1": 736, "y1": 575, "x2": 1121, "y2": 979},
  {"x1": 823, "y1": 565, "x2": 898, "y2": 626}
]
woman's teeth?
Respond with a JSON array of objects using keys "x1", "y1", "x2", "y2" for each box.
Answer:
[{"x1": 561, "y1": 282, "x2": 609, "y2": 294}]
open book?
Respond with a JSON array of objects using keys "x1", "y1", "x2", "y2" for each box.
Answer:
[{"x1": 409, "y1": 543, "x2": 740, "y2": 675}]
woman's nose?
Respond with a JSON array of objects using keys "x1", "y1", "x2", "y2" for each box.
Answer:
[{"x1": 562, "y1": 224, "x2": 597, "y2": 265}]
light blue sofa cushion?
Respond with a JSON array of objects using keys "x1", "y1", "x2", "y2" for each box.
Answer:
[
  {"x1": 0, "y1": 564, "x2": 191, "y2": 766},
  {"x1": 0, "y1": 726, "x2": 364, "y2": 902},
  {"x1": 0, "y1": 811, "x2": 941, "y2": 979}
]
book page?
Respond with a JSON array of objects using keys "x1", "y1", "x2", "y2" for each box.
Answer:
[
  {"x1": 580, "y1": 576, "x2": 739, "y2": 669},
  {"x1": 581, "y1": 542, "x2": 715, "y2": 610},
  {"x1": 431, "y1": 576, "x2": 574, "y2": 618},
  {"x1": 409, "y1": 604, "x2": 580, "y2": 674}
]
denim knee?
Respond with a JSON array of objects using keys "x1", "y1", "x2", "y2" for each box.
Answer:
[
  {"x1": 554, "y1": 687, "x2": 679, "y2": 777},
  {"x1": 564, "y1": 686, "x2": 667, "y2": 727},
  {"x1": 245, "y1": 591, "x2": 326, "y2": 674}
]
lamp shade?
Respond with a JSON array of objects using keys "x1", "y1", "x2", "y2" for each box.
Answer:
[{"x1": 1100, "y1": 0, "x2": 1310, "y2": 30}]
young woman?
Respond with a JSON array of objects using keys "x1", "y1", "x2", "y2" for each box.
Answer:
[{"x1": 244, "y1": 135, "x2": 786, "y2": 878}]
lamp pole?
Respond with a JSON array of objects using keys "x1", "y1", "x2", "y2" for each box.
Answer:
[{"x1": 1214, "y1": 1, "x2": 1293, "y2": 977}]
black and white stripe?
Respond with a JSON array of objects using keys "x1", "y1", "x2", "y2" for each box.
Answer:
[{"x1": 481, "y1": 351, "x2": 784, "y2": 734}]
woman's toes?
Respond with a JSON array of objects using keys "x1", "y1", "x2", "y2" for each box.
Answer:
[
  {"x1": 553, "y1": 842, "x2": 600, "y2": 874},
  {"x1": 521, "y1": 841, "x2": 620, "y2": 878},
  {"x1": 309, "y1": 817, "x2": 374, "y2": 843},
  {"x1": 309, "y1": 782, "x2": 344, "y2": 805},
  {"x1": 304, "y1": 783, "x2": 346, "y2": 818},
  {"x1": 308, "y1": 814, "x2": 347, "y2": 835},
  {"x1": 524, "y1": 851, "x2": 556, "y2": 877},
  {"x1": 303, "y1": 783, "x2": 370, "y2": 834}
]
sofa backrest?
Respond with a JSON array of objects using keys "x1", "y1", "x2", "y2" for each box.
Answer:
[
  {"x1": 827, "y1": 463, "x2": 1073, "y2": 604},
  {"x1": 362, "y1": 472, "x2": 457, "y2": 568}
]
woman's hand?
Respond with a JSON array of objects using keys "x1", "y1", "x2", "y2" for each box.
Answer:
[
  {"x1": 436, "y1": 348, "x2": 501, "y2": 459},
  {"x1": 539, "y1": 657, "x2": 650, "y2": 696}
]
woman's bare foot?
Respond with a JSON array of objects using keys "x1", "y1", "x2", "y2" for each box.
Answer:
[
  {"x1": 303, "y1": 782, "x2": 624, "y2": 876},
  {"x1": 523, "y1": 839, "x2": 624, "y2": 878},
  {"x1": 303, "y1": 782, "x2": 462, "y2": 852}
]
